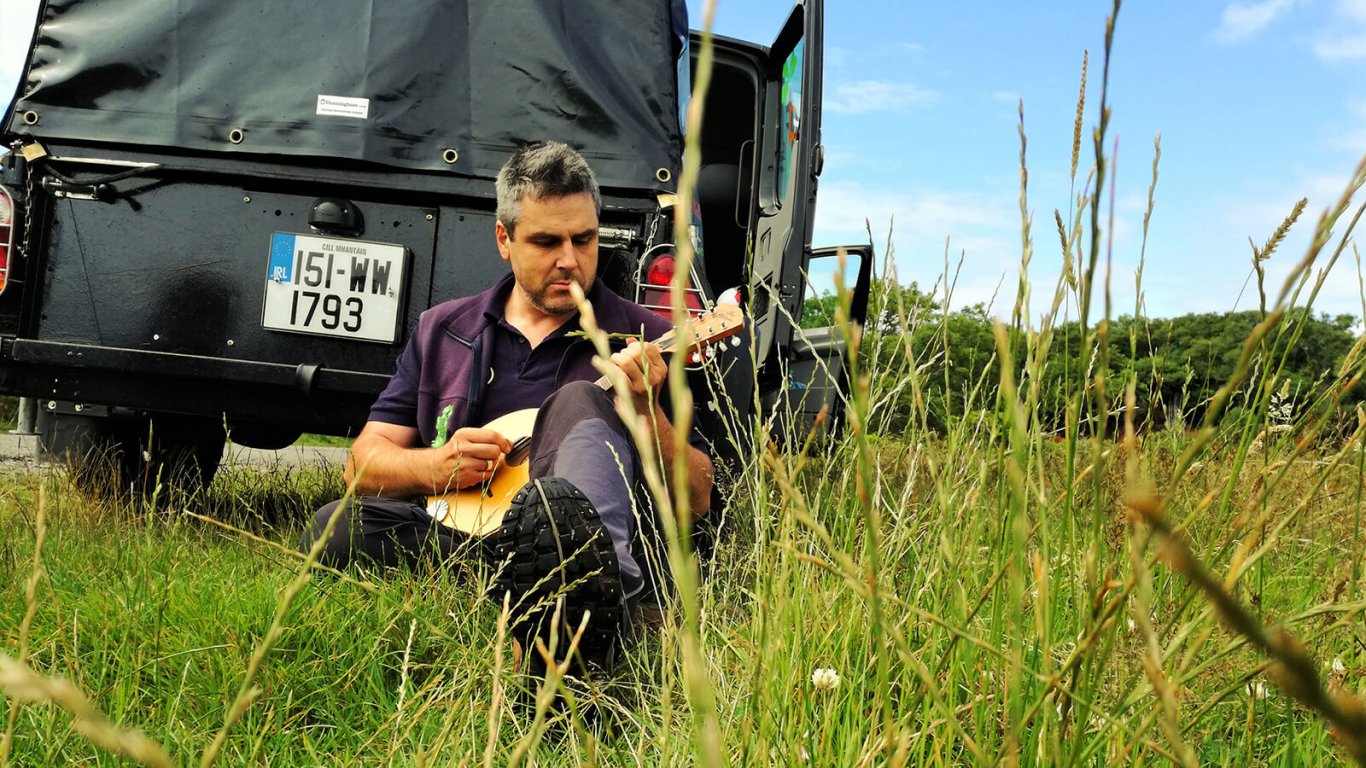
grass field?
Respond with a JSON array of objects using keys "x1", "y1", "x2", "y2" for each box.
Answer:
[
  {"x1": 0, "y1": 373, "x2": 1363, "y2": 766},
  {"x1": 2, "y1": 226, "x2": 1365, "y2": 765},
  {"x1": 4, "y1": 1, "x2": 1366, "y2": 764}
]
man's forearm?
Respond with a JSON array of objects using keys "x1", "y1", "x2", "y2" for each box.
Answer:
[
  {"x1": 346, "y1": 441, "x2": 453, "y2": 499},
  {"x1": 346, "y1": 425, "x2": 508, "y2": 499},
  {"x1": 648, "y1": 406, "x2": 714, "y2": 521}
]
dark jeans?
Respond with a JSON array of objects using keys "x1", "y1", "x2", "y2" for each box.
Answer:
[{"x1": 299, "y1": 382, "x2": 660, "y2": 598}]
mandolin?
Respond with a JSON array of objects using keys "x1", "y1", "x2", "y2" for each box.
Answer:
[{"x1": 425, "y1": 304, "x2": 744, "y2": 535}]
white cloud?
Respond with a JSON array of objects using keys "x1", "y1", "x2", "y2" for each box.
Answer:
[
  {"x1": 1328, "y1": 97, "x2": 1366, "y2": 153},
  {"x1": 1173, "y1": 170, "x2": 1366, "y2": 316},
  {"x1": 809, "y1": 177, "x2": 1169, "y2": 316},
  {"x1": 814, "y1": 179, "x2": 1011, "y2": 241},
  {"x1": 1308, "y1": 1, "x2": 1366, "y2": 61},
  {"x1": 812, "y1": 178, "x2": 1034, "y2": 310},
  {"x1": 1312, "y1": 33, "x2": 1366, "y2": 58},
  {"x1": 825, "y1": 80, "x2": 935, "y2": 114},
  {"x1": 1214, "y1": 0, "x2": 1298, "y2": 44},
  {"x1": 1254, "y1": 250, "x2": 1365, "y2": 315},
  {"x1": 1220, "y1": 171, "x2": 1355, "y2": 240},
  {"x1": 1336, "y1": 0, "x2": 1366, "y2": 23}
]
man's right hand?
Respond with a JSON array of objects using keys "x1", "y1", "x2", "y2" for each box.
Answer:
[
  {"x1": 440, "y1": 427, "x2": 514, "y2": 489},
  {"x1": 345, "y1": 421, "x2": 513, "y2": 497}
]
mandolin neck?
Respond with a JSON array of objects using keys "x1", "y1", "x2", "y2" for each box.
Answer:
[{"x1": 589, "y1": 331, "x2": 681, "y2": 391}]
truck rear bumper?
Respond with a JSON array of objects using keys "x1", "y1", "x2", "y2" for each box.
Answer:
[{"x1": 6, "y1": 339, "x2": 387, "y2": 431}]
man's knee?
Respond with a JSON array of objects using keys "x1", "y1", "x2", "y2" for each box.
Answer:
[
  {"x1": 532, "y1": 381, "x2": 634, "y2": 478},
  {"x1": 542, "y1": 379, "x2": 613, "y2": 418}
]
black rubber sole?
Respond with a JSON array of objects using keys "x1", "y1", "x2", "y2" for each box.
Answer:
[{"x1": 489, "y1": 477, "x2": 625, "y2": 669}]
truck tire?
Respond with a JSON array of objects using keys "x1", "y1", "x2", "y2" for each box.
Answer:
[{"x1": 39, "y1": 409, "x2": 225, "y2": 503}]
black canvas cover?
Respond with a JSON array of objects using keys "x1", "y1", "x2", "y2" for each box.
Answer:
[{"x1": 7, "y1": 0, "x2": 687, "y2": 189}]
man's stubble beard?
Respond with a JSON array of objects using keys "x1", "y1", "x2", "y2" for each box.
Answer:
[{"x1": 522, "y1": 270, "x2": 589, "y2": 316}]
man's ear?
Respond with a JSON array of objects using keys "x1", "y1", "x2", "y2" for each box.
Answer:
[{"x1": 495, "y1": 220, "x2": 512, "y2": 263}]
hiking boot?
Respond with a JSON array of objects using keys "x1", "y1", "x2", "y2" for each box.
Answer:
[{"x1": 490, "y1": 477, "x2": 627, "y2": 673}]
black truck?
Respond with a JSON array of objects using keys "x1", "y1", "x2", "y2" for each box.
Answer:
[{"x1": 0, "y1": 0, "x2": 870, "y2": 495}]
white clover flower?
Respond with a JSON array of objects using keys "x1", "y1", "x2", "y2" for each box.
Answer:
[
  {"x1": 811, "y1": 668, "x2": 840, "y2": 691},
  {"x1": 1332, "y1": 658, "x2": 1347, "y2": 675}
]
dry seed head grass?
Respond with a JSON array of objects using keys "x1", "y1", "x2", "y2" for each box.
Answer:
[{"x1": 0, "y1": 655, "x2": 176, "y2": 768}]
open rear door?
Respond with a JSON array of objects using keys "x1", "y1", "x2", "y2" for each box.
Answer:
[
  {"x1": 767, "y1": 243, "x2": 873, "y2": 446},
  {"x1": 748, "y1": 0, "x2": 824, "y2": 370}
]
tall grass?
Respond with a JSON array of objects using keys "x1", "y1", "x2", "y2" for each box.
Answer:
[{"x1": 4, "y1": 0, "x2": 1366, "y2": 764}]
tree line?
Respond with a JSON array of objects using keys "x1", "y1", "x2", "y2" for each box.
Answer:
[{"x1": 802, "y1": 279, "x2": 1365, "y2": 438}]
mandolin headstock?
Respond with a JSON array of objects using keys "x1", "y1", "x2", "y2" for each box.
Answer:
[{"x1": 655, "y1": 304, "x2": 746, "y2": 360}]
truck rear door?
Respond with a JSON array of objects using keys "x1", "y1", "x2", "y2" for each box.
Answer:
[{"x1": 749, "y1": 0, "x2": 824, "y2": 370}]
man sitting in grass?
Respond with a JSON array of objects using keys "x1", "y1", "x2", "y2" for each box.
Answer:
[{"x1": 299, "y1": 141, "x2": 713, "y2": 671}]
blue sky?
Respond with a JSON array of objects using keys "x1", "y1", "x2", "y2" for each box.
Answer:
[
  {"x1": 693, "y1": 0, "x2": 1366, "y2": 321},
  {"x1": 4, "y1": 1, "x2": 1366, "y2": 320}
]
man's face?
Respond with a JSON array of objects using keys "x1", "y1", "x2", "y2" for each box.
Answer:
[{"x1": 496, "y1": 192, "x2": 599, "y2": 317}]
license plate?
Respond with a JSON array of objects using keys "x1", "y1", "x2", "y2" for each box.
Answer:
[{"x1": 261, "y1": 232, "x2": 409, "y2": 343}]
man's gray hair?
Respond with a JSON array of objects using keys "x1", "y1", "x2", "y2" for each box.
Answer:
[{"x1": 495, "y1": 141, "x2": 601, "y2": 237}]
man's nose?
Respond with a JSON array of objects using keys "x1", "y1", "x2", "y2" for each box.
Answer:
[{"x1": 554, "y1": 241, "x2": 579, "y2": 271}]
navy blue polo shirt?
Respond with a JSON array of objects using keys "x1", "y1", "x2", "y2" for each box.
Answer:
[{"x1": 478, "y1": 310, "x2": 582, "y2": 424}]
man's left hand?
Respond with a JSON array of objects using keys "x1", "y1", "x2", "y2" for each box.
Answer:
[{"x1": 608, "y1": 338, "x2": 667, "y2": 417}]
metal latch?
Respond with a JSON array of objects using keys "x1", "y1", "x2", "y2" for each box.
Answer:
[{"x1": 40, "y1": 176, "x2": 111, "y2": 202}]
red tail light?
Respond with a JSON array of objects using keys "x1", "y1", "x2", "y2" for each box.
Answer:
[
  {"x1": 0, "y1": 186, "x2": 12, "y2": 295},
  {"x1": 646, "y1": 255, "x2": 675, "y2": 286},
  {"x1": 642, "y1": 253, "x2": 702, "y2": 319}
]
